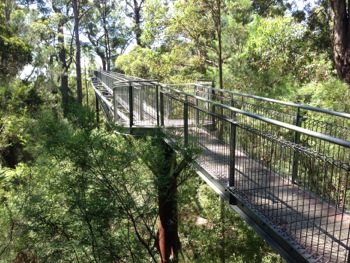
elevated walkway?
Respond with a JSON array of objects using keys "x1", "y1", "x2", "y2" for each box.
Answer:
[{"x1": 91, "y1": 70, "x2": 350, "y2": 263}]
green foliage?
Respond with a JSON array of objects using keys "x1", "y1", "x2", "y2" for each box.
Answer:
[
  {"x1": 0, "y1": 4, "x2": 32, "y2": 81},
  {"x1": 0, "y1": 79, "x2": 43, "y2": 168},
  {"x1": 116, "y1": 45, "x2": 203, "y2": 83},
  {"x1": 296, "y1": 78, "x2": 350, "y2": 112},
  {"x1": 0, "y1": 108, "x2": 159, "y2": 262},
  {"x1": 233, "y1": 15, "x2": 333, "y2": 99},
  {"x1": 303, "y1": 0, "x2": 333, "y2": 60},
  {"x1": 251, "y1": 0, "x2": 287, "y2": 17},
  {"x1": 178, "y1": 178, "x2": 284, "y2": 262},
  {"x1": 2, "y1": 0, "x2": 350, "y2": 262}
]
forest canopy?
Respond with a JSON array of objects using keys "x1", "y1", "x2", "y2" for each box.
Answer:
[{"x1": 1, "y1": 0, "x2": 350, "y2": 262}]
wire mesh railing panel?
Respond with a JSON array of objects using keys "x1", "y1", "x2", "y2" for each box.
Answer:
[
  {"x1": 196, "y1": 87, "x2": 297, "y2": 125},
  {"x1": 162, "y1": 94, "x2": 185, "y2": 145},
  {"x1": 131, "y1": 84, "x2": 158, "y2": 126},
  {"x1": 188, "y1": 108, "x2": 231, "y2": 183},
  {"x1": 231, "y1": 116, "x2": 350, "y2": 262},
  {"x1": 194, "y1": 85, "x2": 350, "y2": 141}
]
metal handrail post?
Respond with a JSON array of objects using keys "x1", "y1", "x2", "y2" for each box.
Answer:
[
  {"x1": 129, "y1": 82, "x2": 133, "y2": 128},
  {"x1": 113, "y1": 88, "x2": 118, "y2": 123},
  {"x1": 231, "y1": 95, "x2": 236, "y2": 121},
  {"x1": 184, "y1": 99, "x2": 189, "y2": 146},
  {"x1": 194, "y1": 85, "x2": 199, "y2": 126},
  {"x1": 292, "y1": 107, "x2": 303, "y2": 183},
  {"x1": 229, "y1": 121, "x2": 237, "y2": 204},
  {"x1": 156, "y1": 85, "x2": 160, "y2": 126},
  {"x1": 139, "y1": 87, "x2": 143, "y2": 121},
  {"x1": 211, "y1": 82, "x2": 216, "y2": 130},
  {"x1": 95, "y1": 94, "x2": 100, "y2": 127},
  {"x1": 160, "y1": 90, "x2": 164, "y2": 127}
]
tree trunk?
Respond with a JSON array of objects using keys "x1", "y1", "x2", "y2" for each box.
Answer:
[
  {"x1": 158, "y1": 172, "x2": 179, "y2": 263},
  {"x1": 73, "y1": 0, "x2": 83, "y2": 104},
  {"x1": 151, "y1": 140, "x2": 180, "y2": 263},
  {"x1": 126, "y1": 0, "x2": 144, "y2": 47},
  {"x1": 217, "y1": 0, "x2": 223, "y2": 91},
  {"x1": 57, "y1": 20, "x2": 69, "y2": 116},
  {"x1": 134, "y1": 4, "x2": 143, "y2": 46},
  {"x1": 330, "y1": 0, "x2": 350, "y2": 85},
  {"x1": 103, "y1": 22, "x2": 111, "y2": 71},
  {"x1": 157, "y1": 151, "x2": 180, "y2": 263}
]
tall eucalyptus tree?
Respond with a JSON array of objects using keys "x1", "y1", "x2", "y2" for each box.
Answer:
[
  {"x1": 330, "y1": 0, "x2": 350, "y2": 86},
  {"x1": 124, "y1": 0, "x2": 146, "y2": 46},
  {"x1": 82, "y1": 0, "x2": 131, "y2": 71}
]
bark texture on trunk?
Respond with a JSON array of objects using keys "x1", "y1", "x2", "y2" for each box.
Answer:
[
  {"x1": 330, "y1": 0, "x2": 350, "y2": 85},
  {"x1": 157, "y1": 145, "x2": 180, "y2": 263},
  {"x1": 125, "y1": 0, "x2": 144, "y2": 47},
  {"x1": 73, "y1": 0, "x2": 83, "y2": 104},
  {"x1": 57, "y1": 20, "x2": 69, "y2": 116}
]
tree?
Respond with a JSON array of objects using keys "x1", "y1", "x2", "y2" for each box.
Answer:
[
  {"x1": 124, "y1": 0, "x2": 146, "y2": 46},
  {"x1": 236, "y1": 15, "x2": 333, "y2": 98},
  {"x1": 251, "y1": 0, "x2": 287, "y2": 17},
  {"x1": 72, "y1": 0, "x2": 83, "y2": 104},
  {"x1": 0, "y1": 4, "x2": 32, "y2": 81},
  {"x1": 0, "y1": 106, "x2": 162, "y2": 261},
  {"x1": 330, "y1": 0, "x2": 350, "y2": 85},
  {"x1": 83, "y1": 0, "x2": 131, "y2": 71},
  {"x1": 139, "y1": 136, "x2": 195, "y2": 263},
  {"x1": 167, "y1": 0, "x2": 250, "y2": 86}
]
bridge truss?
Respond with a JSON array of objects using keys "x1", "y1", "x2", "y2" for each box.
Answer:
[{"x1": 91, "y1": 70, "x2": 350, "y2": 263}]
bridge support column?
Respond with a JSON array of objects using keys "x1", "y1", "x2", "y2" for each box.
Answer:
[{"x1": 148, "y1": 138, "x2": 189, "y2": 263}]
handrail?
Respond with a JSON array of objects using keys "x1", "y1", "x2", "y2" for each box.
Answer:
[
  {"x1": 161, "y1": 85, "x2": 350, "y2": 148},
  {"x1": 170, "y1": 83, "x2": 350, "y2": 119},
  {"x1": 94, "y1": 71, "x2": 350, "y2": 148}
]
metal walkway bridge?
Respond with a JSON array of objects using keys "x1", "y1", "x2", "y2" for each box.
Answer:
[{"x1": 91, "y1": 70, "x2": 350, "y2": 263}]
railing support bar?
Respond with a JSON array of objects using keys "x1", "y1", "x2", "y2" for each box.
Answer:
[
  {"x1": 160, "y1": 90, "x2": 164, "y2": 127},
  {"x1": 95, "y1": 93, "x2": 100, "y2": 128},
  {"x1": 211, "y1": 82, "x2": 216, "y2": 130},
  {"x1": 129, "y1": 82, "x2": 133, "y2": 128},
  {"x1": 139, "y1": 87, "x2": 143, "y2": 121},
  {"x1": 292, "y1": 107, "x2": 302, "y2": 184},
  {"x1": 229, "y1": 121, "x2": 237, "y2": 205},
  {"x1": 156, "y1": 85, "x2": 160, "y2": 127},
  {"x1": 194, "y1": 85, "x2": 199, "y2": 126},
  {"x1": 184, "y1": 100, "x2": 189, "y2": 146},
  {"x1": 113, "y1": 88, "x2": 118, "y2": 123}
]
